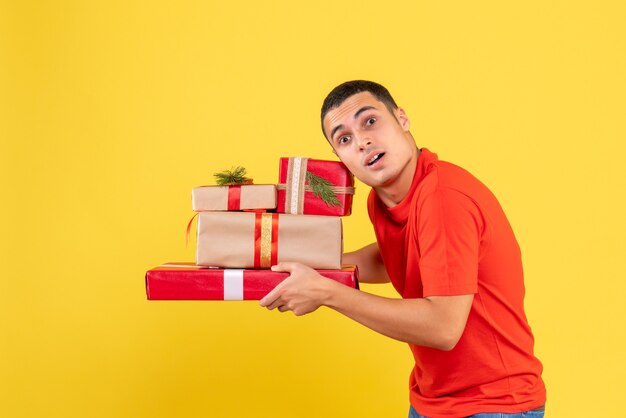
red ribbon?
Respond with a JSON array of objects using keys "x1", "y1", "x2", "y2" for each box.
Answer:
[
  {"x1": 185, "y1": 212, "x2": 199, "y2": 247},
  {"x1": 270, "y1": 214, "x2": 278, "y2": 266},
  {"x1": 227, "y1": 185, "x2": 241, "y2": 211},
  {"x1": 253, "y1": 213, "x2": 279, "y2": 268}
]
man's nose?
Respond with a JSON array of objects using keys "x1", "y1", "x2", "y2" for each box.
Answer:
[{"x1": 356, "y1": 133, "x2": 372, "y2": 150}]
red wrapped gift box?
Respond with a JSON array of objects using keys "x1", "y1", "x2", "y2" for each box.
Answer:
[
  {"x1": 277, "y1": 157, "x2": 355, "y2": 216},
  {"x1": 146, "y1": 263, "x2": 359, "y2": 300}
]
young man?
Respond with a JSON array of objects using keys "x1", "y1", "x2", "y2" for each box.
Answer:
[{"x1": 260, "y1": 80, "x2": 546, "y2": 418}]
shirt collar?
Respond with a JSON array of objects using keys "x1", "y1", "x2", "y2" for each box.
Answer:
[{"x1": 378, "y1": 148, "x2": 438, "y2": 224}]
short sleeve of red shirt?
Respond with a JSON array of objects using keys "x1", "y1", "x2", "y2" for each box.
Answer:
[{"x1": 415, "y1": 186, "x2": 484, "y2": 297}]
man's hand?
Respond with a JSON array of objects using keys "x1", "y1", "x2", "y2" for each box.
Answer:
[{"x1": 259, "y1": 262, "x2": 335, "y2": 316}]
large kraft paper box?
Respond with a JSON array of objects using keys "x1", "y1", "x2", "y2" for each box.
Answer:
[
  {"x1": 146, "y1": 263, "x2": 358, "y2": 300},
  {"x1": 192, "y1": 184, "x2": 277, "y2": 211},
  {"x1": 196, "y1": 211, "x2": 342, "y2": 269}
]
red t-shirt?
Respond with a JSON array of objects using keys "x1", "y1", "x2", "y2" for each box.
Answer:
[{"x1": 368, "y1": 148, "x2": 546, "y2": 417}]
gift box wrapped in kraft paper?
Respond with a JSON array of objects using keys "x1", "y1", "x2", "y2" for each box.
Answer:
[
  {"x1": 192, "y1": 184, "x2": 277, "y2": 211},
  {"x1": 277, "y1": 157, "x2": 355, "y2": 216},
  {"x1": 146, "y1": 263, "x2": 358, "y2": 300},
  {"x1": 196, "y1": 211, "x2": 342, "y2": 269}
]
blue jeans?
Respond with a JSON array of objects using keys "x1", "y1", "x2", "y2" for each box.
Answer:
[{"x1": 408, "y1": 405, "x2": 545, "y2": 418}]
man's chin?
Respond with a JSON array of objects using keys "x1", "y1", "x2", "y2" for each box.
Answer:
[{"x1": 357, "y1": 170, "x2": 394, "y2": 189}]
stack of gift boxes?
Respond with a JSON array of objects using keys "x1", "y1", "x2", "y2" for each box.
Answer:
[{"x1": 146, "y1": 157, "x2": 359, "y2": 301}]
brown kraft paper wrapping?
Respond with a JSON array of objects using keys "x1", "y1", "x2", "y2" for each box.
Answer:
[
  {"x1": 196, "y1": 211, "x2": 342, "y2": 269},
  {"x1": 192, "y1": 184, "x2": 277, "y2": 211}
]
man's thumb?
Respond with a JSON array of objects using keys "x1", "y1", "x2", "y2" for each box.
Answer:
[{"x1": 271, "y1": 262, "x2": 294, "y2": 272}]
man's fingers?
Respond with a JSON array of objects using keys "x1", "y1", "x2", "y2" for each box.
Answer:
[
  {"x1": 262, "y1": 294, "x2": 282, "y2": 310},
  {"x1": 259, "y1": 286, "x2": 280, "y2": 307},
  {"x1": 260, "y1": 277, "x2": 291, "y2": 307},
  {"x1": 267, "y1": 299, "x2": 283, "y2": 310},
  {"x1": 262, "y1": 263, "x2": 297, "y2": 306},
  {"x1": 271, "y1": 261, "x2": 299, "y2": 273},
  {"x1": 261, "y1": 262, "x2": 307, "y2": 311}
]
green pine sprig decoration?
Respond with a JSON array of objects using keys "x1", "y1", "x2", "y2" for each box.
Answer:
[
  {"x1": 305, "y1": 171, "x2": 342, "y2": 207},
  {"x1": 214, "y1": 166, "x2": 251, "y2": 186}
]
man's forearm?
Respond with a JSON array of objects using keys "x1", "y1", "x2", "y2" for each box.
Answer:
[
  {"x1": 343, "y1": 242, "x2": 390, "y2": 283},
  {"x1": 322, "y1": 279, "x2": 472, "y2": 351},
  {"x1": 260, "y1": 262, "x2": 472, "y2": 349}
]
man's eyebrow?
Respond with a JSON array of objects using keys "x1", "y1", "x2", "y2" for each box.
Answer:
[
  {"x1": 330, "y1": 124, "x2": 344, "y2": 141},
  {"x1": 329, "y1": 106, "x2": 377, "y2": 140},
  {"x1": 354, "y1": 105, "x2": 376, "y2": 120}
]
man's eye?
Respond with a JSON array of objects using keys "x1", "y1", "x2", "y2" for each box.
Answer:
[
  {"x1": 366, "y1": 117, "x2": 376, "y2": 126},
  {"x1": 338, "y1": 136, "x2": 351, "y2": 145}
]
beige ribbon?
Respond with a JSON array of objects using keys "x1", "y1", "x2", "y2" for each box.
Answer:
[{"x1": 284, "y1": 157, "x2": 308, "y2": 214}]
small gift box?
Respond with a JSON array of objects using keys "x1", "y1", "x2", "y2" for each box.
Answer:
[
  {"x1": 145, "y1": 263, "x2": 359, "y2": 300},
  {"x1": 277, "y1": 157, "x2": 355, "y2": 216},
  {"x1": 192, "y1": 166, "x2": 277, "y2": 211},
  {"x1": 196, "y1": 211, "x2": 342, "y2": 269},
  {"x1": 192, "y1": 184, "x2": 277, "y2": 211}
]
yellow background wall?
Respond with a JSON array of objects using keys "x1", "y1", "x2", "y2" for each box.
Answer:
[{"x1": 1, "y1": 1, "x2": 624, "y2": 417}]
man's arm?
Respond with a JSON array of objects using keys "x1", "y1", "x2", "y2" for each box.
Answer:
[
  {"x1": 259, "y1": 262, "x2": 473, "y2": 351},
  {"x1": 343, "y1": 242, "x2": 390, "y2": 283}
]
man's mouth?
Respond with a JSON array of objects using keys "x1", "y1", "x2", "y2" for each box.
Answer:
[{"x1": 366, "y1": 152, "x2": 385, "y2": 166}]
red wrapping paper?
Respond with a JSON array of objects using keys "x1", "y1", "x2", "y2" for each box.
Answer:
[
  {"x1": 277, "y1": 157, "x2": 354, "y2": 216},
  {"x1": 145, "y1": 263, "x2": 359, "y2": 300}
]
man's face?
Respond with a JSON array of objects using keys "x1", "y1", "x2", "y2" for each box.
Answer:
[{"x1": 323, "y1": 92, "x2": 414, "y2": 189}]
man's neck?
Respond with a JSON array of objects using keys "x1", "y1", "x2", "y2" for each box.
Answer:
[{"x1": 374, "y1": 147, "x2": 420, "y2": 207}]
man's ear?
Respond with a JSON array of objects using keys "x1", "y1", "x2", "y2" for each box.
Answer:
[{"x1": 395, "y1": 107, "x2": 410, "y2": 132}]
